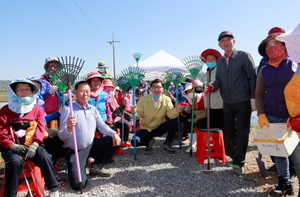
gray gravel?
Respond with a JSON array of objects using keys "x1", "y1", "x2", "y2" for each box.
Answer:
[{"x1": 53, "y1": 133, "x2": 265, "y2": 197}]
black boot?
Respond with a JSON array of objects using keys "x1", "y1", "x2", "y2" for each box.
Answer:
[{"x1": 270, "y1": 177, "x2": 294, "y2": 196}]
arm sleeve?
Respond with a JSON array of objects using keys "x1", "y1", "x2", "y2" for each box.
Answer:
[
  {"x1": 58, "y1": 106, "x2": 72, "y2": 141},
  {"x1": 243, "y1": 53, "x2": 257, "y2": 99},
  {"x1": 255, "y1": 69, "x2": 265, "y2": 116}
]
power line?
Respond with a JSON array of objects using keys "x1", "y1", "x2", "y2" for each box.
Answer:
[
  {"x1": 72, "y1": 0, "x2": 108, "y2": 41},
  {"x1": 51, "y1": 0, "x2": 107, "y2": 48}
]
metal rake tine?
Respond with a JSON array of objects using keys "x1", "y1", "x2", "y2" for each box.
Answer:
[
  {"x1": 59, "y1": 56, "x2": 64, "y2": 66},
  {"x1": 72, "y1": 56, "x2": 75, "y2": 67},
  {"x1": 75, "y1": 57, "x2": 79, "y2": 67}
]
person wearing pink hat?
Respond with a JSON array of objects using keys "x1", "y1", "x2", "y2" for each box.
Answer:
[{"x1": 102, "y1": 78, "x2": 132, "y2": 150}]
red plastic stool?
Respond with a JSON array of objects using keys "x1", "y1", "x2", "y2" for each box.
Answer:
[
  {"x1": 196, "y1": 128, "x2": 226, "y2": 164},
  {"x1": 1, "y1": 161, "x2": 45, "y2": 197}
]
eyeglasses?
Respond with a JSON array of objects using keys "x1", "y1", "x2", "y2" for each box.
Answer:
[{"x1": 151, "y1": 86, "x2": 163, "y2": 89}]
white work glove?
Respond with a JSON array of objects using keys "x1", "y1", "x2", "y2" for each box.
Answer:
[
  {"x1": 49, "y1": 85, "x2": 58, "y2": 94},
  {"x1": 251, "y1": 98, "x2": 256, "y2": 111}
]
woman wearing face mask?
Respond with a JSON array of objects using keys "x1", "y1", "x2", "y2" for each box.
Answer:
[
  {"x1": 195, "y1": 49, "x2": 224, "y2": 132},
  {"x1": 0, "y1": 79, "x2": 59, "y2": 197},
  {"x1": 179, "y1": 82, "x2": 206, "y2": 152},
  {"x1": 256, "y1": 35, "x2": 298, "y2": 196},
  {"x1": 96, "y1": 61, "x2": 113, "y2": 79},
  {"x1": 103, "y1": 79, "x2": 131, "y2": 150}
]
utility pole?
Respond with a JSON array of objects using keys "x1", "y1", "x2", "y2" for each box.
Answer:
[{"x1": 108, "y1": 33, "x2": 120, "y2": 78}]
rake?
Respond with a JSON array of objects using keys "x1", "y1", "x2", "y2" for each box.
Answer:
[
  {"x1": 54, "y1": 56, "x2": 84, "y2": 193},
  {"x1": 166, "y1": 68, "x2": 186, "y2": 150},
  {"x1": 163, "y1": 74, "x2": 174, "y2": 92},
  {"x1": 121, "y1": 67, "x2": 146, "y2": 160},
  {"x1": 181, "y1": 55, "x2": 204, "y2": 157},
  {"x1": 115, "y1": 74, "x2": 132, "y2": 151}
]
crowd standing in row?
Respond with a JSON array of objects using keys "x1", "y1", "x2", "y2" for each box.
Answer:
[{"x1": 0, "y1": 26, "x2": 300, "y2": 197}]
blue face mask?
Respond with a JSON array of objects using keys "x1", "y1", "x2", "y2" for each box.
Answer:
[
  {"x1": 206, "y1": 62, "x2": 217, "y2": 69},
  {"x1": 152, "y1": 94, "x2": 161, "y2": 99},
  {"x1": 19, "y1": 95, "x2": 34, "y2": 104}
]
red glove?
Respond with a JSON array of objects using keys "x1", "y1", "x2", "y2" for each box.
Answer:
[
  {"x1": 180, "y1": 100, "x2": 189, "y2": 106},
  {"x1": 205, "y1": 85, "x2": 214, "y2": 94}
]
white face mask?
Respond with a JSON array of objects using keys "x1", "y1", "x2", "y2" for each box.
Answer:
[
  {"x1": 98, "y1": 68, "x2": 106, "y2": 73},
  {"x1": 187, "y1": 92, "x2": 193, "y2": 98}
]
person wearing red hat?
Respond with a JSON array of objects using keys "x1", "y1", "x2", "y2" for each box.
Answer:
[
  {"x1": 196, "y1": 49, "x2": 224, "y2": 130},
  {"x1": 206, "y1": 31, "x2": 257, "y2": 175}
]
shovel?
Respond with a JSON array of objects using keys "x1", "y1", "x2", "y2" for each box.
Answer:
[{"x1": 256, "y1": 152, "x2": 266, "y2": 178}]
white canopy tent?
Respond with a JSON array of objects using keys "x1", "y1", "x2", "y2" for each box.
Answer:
[
  {"x1": 131, "y1": 50, "x2": 207, "y2": 81},
  {"x1": 131, "y1": 50, "x2": 189, "y2": 81}
]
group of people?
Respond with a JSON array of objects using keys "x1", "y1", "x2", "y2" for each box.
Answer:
[{"x1": 1, "y1": 26, "x2": 300, "y2": 197}]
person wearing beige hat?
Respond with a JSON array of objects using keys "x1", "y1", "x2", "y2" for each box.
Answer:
[
  {"x1": 97, "y1": 61, "x2": 113, "y2": 79},
  {"x1": 206, "y1": 31, "x2": 256, "y2": 175}
]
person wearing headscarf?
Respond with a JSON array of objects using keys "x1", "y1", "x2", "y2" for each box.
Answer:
[
  {"x1": 0, "y1": 79, "x2": 59, "y2": 197},
  {"x1": 256, "y1": 34, "x2": 298, "y2": 196}
]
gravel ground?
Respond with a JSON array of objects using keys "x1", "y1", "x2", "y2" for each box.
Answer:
[{"x1": 53, "y1": 133, "x2": 265, "y2": 197}]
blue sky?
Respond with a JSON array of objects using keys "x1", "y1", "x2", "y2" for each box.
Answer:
[{"x1": 1, "y1": 0, "x2": 299, "y2": 80}]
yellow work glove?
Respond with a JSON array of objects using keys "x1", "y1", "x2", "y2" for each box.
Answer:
[{"x1": 258, "y1": 114, "x2": 270, "y2": 128}]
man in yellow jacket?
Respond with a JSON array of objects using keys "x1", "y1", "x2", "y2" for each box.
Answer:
[{"x1": 130, "y1": 78, "x2": 184, "y2": 154}]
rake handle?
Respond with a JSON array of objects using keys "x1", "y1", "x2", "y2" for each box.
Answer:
[{"x1": 68, "y1": 89, "x2": 83, "y2": 192}]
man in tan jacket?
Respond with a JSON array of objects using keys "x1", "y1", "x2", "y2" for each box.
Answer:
[{"x1": 131, "y1": 78, "x2": 184, "y2": 154}]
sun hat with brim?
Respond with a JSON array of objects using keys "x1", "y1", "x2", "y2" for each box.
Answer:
[
  {"x1": 200, "y1": 49, "x2": 222, "y2": 63},
  {"x1": 85, "y1": 71, "x2": 105, "y2": 81},
  {"x1": 102, "y1": 79, "x2": 115, "y2": 88},
  {"x1": 43, "y1": 57, "x2": 62, "y2": 75},
  {"x1": 258, "y1": 36, "x2": 280, "y2": 57},
  {"x1": 97, "y1": 61, "x2": 109, "y2": 69},
  {"x1": 183, "y1": 83, "x2": 193, "y2": 92},
  {"x1": 276, "y1": 24, "x2": 300, "y2": 63},
  {"x1": 10, "y1": 78, "x2": 40, "y2": 95}
]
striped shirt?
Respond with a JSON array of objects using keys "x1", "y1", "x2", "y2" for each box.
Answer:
[{"x1": 212, "y1": 49, "x2": 256, "y2": 104}]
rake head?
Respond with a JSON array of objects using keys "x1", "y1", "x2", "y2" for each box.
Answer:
[
  {"x1": 115, "y1": 74, "x2": 131, "y2": 93},
  {"x1": 54, "y1": 56, "x2": 85, "y2": 88},
  {"x1": 163, "y1": 74, "x2": 174, "y2": 91},
  {"x1": 166, "y1": 68, "x2": 186, "y2": 87},
  {"x1": 121, "y1": 67, "x2": 146, "y2": 88},
  {"x1": 181, "y1": 55, "x2": 204, "y2": 79}
]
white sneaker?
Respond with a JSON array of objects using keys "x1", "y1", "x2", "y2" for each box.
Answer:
[{"x1": 49, "y1": 190, "x2": 59, "y2": 197}]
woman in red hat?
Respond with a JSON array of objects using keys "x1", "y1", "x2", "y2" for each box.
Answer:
[{"x1": 196, "y1": 49, "x2": 224, "y2": 131}]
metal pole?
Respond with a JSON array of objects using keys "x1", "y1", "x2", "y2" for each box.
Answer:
[{"x1": 108, "y1": 33, "x2": 120, "y2": 78}]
